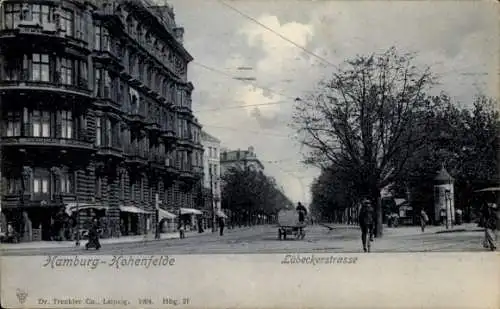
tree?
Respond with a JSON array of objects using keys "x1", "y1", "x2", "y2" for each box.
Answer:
[
  {"x1": 221, "y1": 167, "x2": 290, "y2": 225},
  {"x1": 394, "y1": 94, "x2": 499, "y2": 221},
  {"x1": 292, "y1": 47, "x2": 439, "y2": 237},
  {"x1": 310, "y1": 164, "x2": 358, "y2": 223}
]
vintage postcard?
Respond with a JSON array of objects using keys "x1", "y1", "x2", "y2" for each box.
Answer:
[{"x1": 0, "y1": 0, "x2": 499, "y2": 308}]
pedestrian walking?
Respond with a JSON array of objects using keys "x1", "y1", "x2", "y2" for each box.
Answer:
[
  {"x1": 218, "y1": 217, "x2": 225, "y2": 236},
  {"x1": 482, "y1": 203, "x2": 498, "y2": 251},
  {"x1": 85, "y1": 218, "x2": 101, "y2": 250},
  {"x1": 358, "y1": 198, "x2": 375, "y2": 252},
  {"x1": 420, "y1": 209, "x2": 429, "y2": 232}
]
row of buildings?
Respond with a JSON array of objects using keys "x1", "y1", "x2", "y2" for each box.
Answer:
[{"x1": 0, "y1": 0, "x2": 271, "y2": 242}]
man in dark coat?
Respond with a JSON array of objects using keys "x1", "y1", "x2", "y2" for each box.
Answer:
[
  {"x1": 358, "y1": 198, "x2": 375, "y2": 252},
  {"x1": 296, "y1": 202, "x2": 307, "y2": 235},
  {"x1": 86, "y1": 218, "x2": 101, "y2": 250}
]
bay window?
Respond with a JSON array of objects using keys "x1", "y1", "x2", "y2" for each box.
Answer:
[
  {"x1": 32, "y1": 54, "x2": 50, "y2": 82},
  {"x1": 61, "y1": 111, "x2": 73, "y2": 138}
]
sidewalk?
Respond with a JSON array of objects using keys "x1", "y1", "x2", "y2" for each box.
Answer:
[{"x1": 0, "y1": 226, "x2": 254, "y2": 250}]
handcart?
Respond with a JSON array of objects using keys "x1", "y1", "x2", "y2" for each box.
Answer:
[{"x1": 277, "y1": 210, "x2": 306, "y2": 240}]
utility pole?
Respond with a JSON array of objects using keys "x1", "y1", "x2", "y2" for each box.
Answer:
[{"x1": 210, "y1": 166, "x2": 216, "y2": 233}]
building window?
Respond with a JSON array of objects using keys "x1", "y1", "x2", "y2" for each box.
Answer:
[
  {"x1": 60, "y1": 173, "x2": 73, "y2": 193},
  {"x1": 32, "y1": 54, "x2": 50, "y2": 82},
  {"x1": 32, "y1": 4, "x2": 53, "y2": 24},
  {"x1": 4, "y1": 3, "x2": 21, "y2": 29},
  {"x1": 94, "y1": 69, "x2": 101, "y2": 96},
  {"x1": 6, "y1": 111, "x2": 21, "y2": 136},
  {"x1": 94, "y1": 25, "x2": 101, "y2": 50},
  {"x1": 95, "y1": 116, "x2": 102, "y2": 146},
  {"x1": 33, "y1": 177, "x2": 49, "y2": 193},
  {"x1": 130, "y1": 180, "x2": 135, "y2": 201},
  {"x1": 106, "y1": 118, "x2": 112, "y2": 147},
  {"x1": 60, "y1": 9, "x2": 73, "y2": 37},
  {"x1": 95, "y1": 176, "x2": 102, "y2": 198},
  {"x1": 32, "y1": 110, "x2": 50, "y2": 137},
  {"x1": 140, "y1": 178, "x2": 144, "y2": 201},
  {"x1": 60, "y1": 58, "x2": 73, "y2": 85},
  {"x1": 61, "y1": 111, "x2": 73, "y2": 138},
  {"x1": 120, "y1": 173, "x2": 125, "y2": 200}
]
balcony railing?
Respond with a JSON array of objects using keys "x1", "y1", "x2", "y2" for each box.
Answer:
[
  {"x1": 0, "y1": 136, "x2": 95, "y2": 150},
  {"x1": 0, "y1": 79, "x2": 92, "y2": 97}
]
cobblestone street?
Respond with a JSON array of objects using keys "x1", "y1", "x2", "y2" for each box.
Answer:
[{"x1": 1, "y1": 224, "x2": 492, "y2": 256}]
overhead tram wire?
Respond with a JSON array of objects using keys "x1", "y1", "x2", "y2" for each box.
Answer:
[
  {"x1": 191, "y1": 62, "x2": 302, "y2": 113},
  {"x1": 201, "y1": 124, "x2": 293, "y2": 139}
]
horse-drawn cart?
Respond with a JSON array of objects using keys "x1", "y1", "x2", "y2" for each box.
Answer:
[{"x1": 277, "y1": 210, "x2": 306, "y2": 240}]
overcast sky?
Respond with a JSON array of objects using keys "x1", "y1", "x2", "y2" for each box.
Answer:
[{"x1": 165, "y1": 0, "x2": 498, "y2": 205}]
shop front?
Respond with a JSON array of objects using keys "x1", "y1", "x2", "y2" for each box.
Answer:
[
  {"x1": 119, "y1": 205, "x2": 153, "y2": 235},
  {"x1": 158, "y1": 208, "x2": 177, "y2": 233},
  {"x1": 179, "y1": 208, "x2": 203, "y2": 231}
]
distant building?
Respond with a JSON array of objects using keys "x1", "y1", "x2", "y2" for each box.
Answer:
[
  {"x1": 220, "y1": 146, "x2": 264, "y2": 175},
  {"x1": 201, "y1": 131, "x2": 222, "y2": 221}
]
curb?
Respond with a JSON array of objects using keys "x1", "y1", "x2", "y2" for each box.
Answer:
[
  {"x1": 0, "y1": 226, "x2": 258, "y2": 251},
  {"x1": 435, "y1": 228, "x2": 483, "y2": 234}
]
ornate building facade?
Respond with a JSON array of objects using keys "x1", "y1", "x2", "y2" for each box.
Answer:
[{"x1": 0, "y1": 0, "x2": 203, "y2": 241}]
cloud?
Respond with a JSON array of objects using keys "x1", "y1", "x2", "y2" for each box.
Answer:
[{"x1": 169, "y1": 0, "x2": 498, "y2": 204}]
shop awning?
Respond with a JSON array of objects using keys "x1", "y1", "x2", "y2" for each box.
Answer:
[
  {"x1": 65, "y1": 203, "x2": 108, "y2": 216},
  {"x1": 158, "y1": 208, "x2": 176, "y2": 220},
  {"x1": 216, "y1": 210, "x2": 228, "y2": 218},
  {"x1": 474, "y1": 187, "x2": 500, "y2": 193},
  {"x1": 180, "y1": 207, "x2": 203, "y2": 215},
  {"x1": 119, "y1": 205, "x2": 153, "y2": 214}
]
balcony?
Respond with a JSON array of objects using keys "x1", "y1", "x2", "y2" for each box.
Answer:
[
  {"x1": 0, "y1": 79, "x2": 92, "y2": 98},
  {"x1": 175, "y1": 105, "x2": 192, "y2": 116},
  {"x1": 148, "y1": 152, "x2": 165, "y2": 170},
  {"x1": 176, "y1": 137, "x2": 195, "y2": 148},
  {"x1": 96, "y1": 145, "x2": 123, "y2": 159},
  {"x1": 93, "y1": 3, "x2": 125, "y2": 28},
  {"x1": 0, "y1": 20, "x2": 90, "y2": 51},
  {"x1": 1, "y1": 191, "x2": 70, "y2": 209},
  {"x1": 1, "y1": 136, "x2": 95, "y2": 152},
  {"x1": 92, "y1": 46, "x2": 124, "y2": 71},
  {"x1": 193, "y1": 166, "x2": 204, "y2": 177},
  {"x1": 94, "y1": 86, "x2": 120, "y2": 110},
  {"x1": 124, "y1": 146, "x2": 148, "y2": 166},
  {"x1": 161, "y1": 128, "x2": 177, "y2": 141},
  {"x1": 1, "y1": 20, "x2": 59, "y2": 39},
  {"x1": 179, "y1": 167, "x2": 196, "y2": 182}
]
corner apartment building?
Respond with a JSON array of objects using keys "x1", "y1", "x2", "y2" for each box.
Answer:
[
  {"x1": 220, "y1": 146, "x2": 264, "y2": 175},
  {"x1": 0, "y1": 0, "x2": 203, "y2": 241}
]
